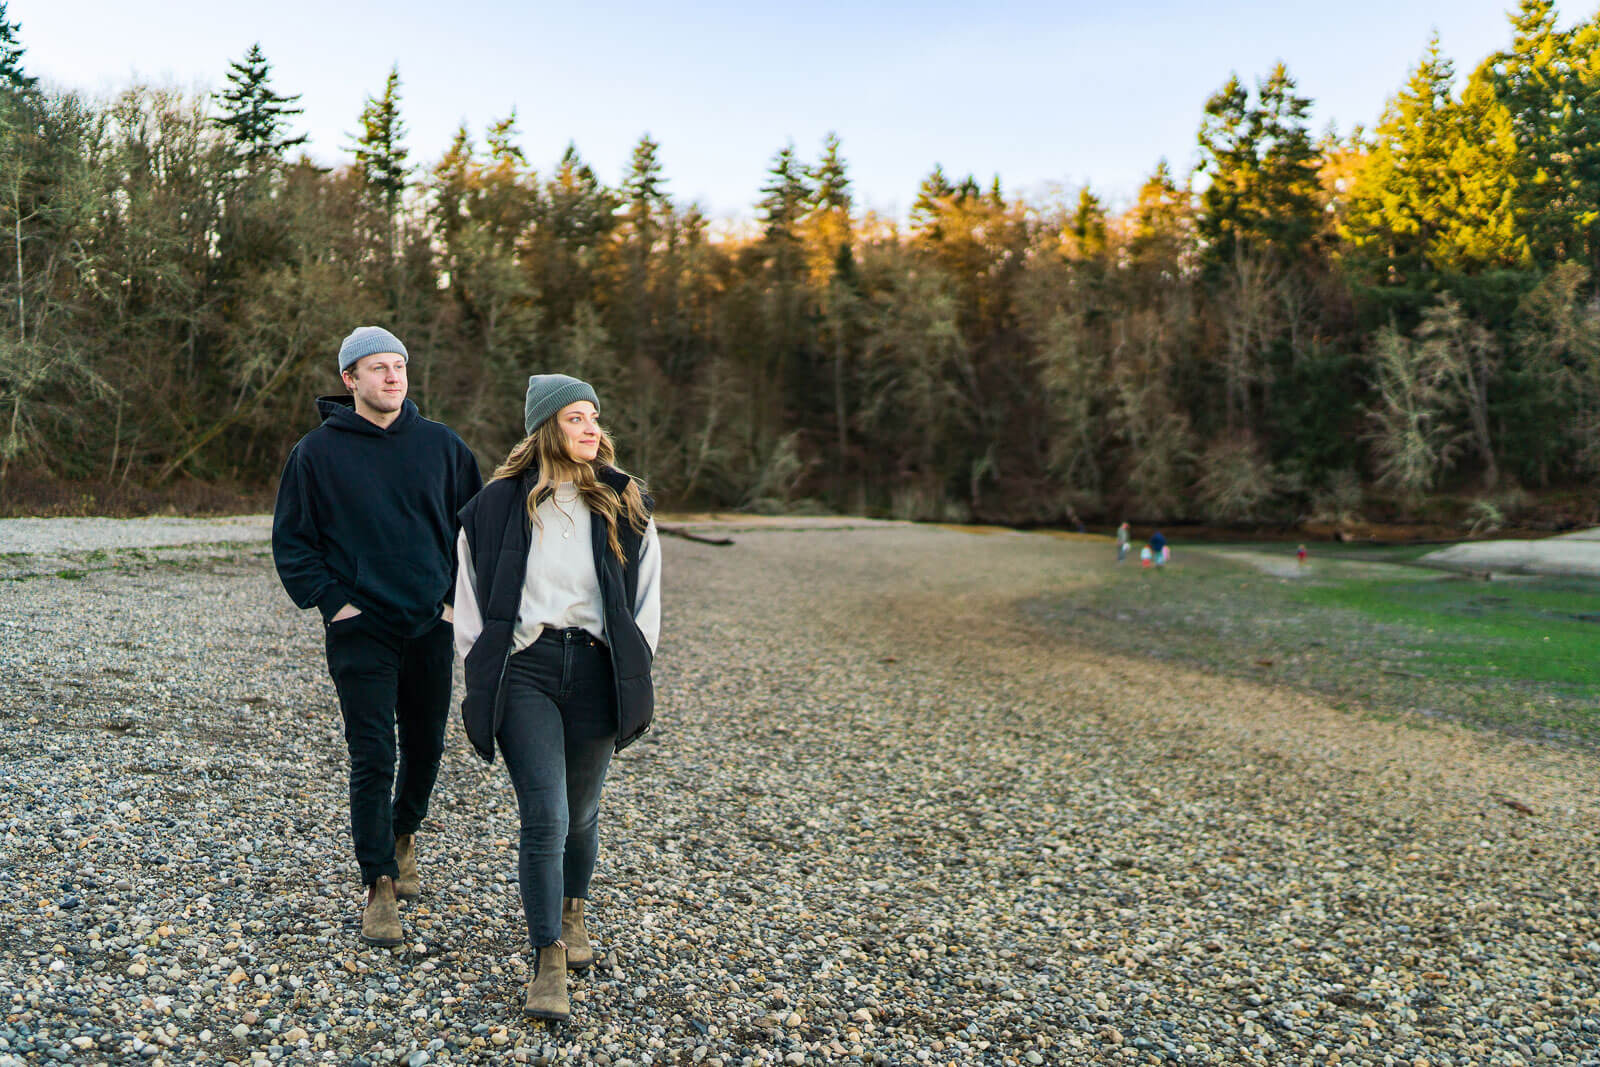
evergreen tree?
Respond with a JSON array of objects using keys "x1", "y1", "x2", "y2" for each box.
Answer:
[
  {"x1": 0, "y1": 1, "x2": 34, "y2": 93},
  {"x1": 1341, "y1": 38, "x2": 1459, "y2": 278},
  {"x1": 622, "y1": 133, "x2": 667, "y2": 251},
  {"x1": 431, "y1": 124, "x2": 474, "y2": 250},
  {"x1": 485, "y1": 111, "x2": 525, "y2": 166},
  {"x1": 1489, "y1": 0, "x2": 1600, "y2": 270},
  {"x1": 803, "y1": 131, "x2": 854, "y2": 286},
  {"x1": 527, "y1": 143, "x2": 618, "y2": 328},
  {"x1": 1196, "y1": 64, "x2": 1322, "y2": 269},
  {"x1": 1126, "y1": 160, "x2": 1193, "y2": 275},
  {"x1": 213, "y1": 43, "x2": 308, "y2": 167},
  {"x1": 910, "y1": 164, "x2": 955, "y2": 240},
  {"x1": 1344, "y1": 37, "x2": 1530, "y2": 281},
  {"x1": 758, "y1": 142, "x2": 810, "y2": 248},
  {"x1": 348, "y1": 66, "x2": 410, "y2": 219},
  {"x1": 1067, "y1": 187, "x2": 1108, "y2": 259},
  {"x1": 811, "y1": 132, "x2": 851, "y2": 215}
]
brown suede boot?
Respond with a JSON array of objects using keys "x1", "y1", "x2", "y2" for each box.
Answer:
[
  {"x1": 561, "y1": 897, "x2": 595, "y2": 970},
  {"x1": 522, "y1": 942, "x2": 569, "y2": 1021},
  {"x1": 394, "y1": 835, "x2": 420, "y2": 901},
  {"x1": 360, "y1": 876, "x2": 404, "y2": 947}
]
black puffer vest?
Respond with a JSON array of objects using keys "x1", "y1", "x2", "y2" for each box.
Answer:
[{"x1": 457, "y1": 466, "x2": 654, "y2": 763}]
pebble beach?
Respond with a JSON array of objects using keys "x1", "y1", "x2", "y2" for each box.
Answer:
[{"x1": 2, "y1": 518, "x2": 1598, "y2": 1066}]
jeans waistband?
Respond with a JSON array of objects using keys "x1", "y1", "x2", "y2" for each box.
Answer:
[{"x1": 537, "y1": 626, "x2": 605, "y2": 649}]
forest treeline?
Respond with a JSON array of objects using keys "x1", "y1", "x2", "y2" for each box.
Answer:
[{"x1": 2, "y1": 1, "x2": 1599, "y2": 526}]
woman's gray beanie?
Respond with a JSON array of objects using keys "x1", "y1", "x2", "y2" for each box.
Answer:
[
  {"x1": 338, "y1": 326, "x2": 408, "y2": 373},
  {"x1": 525, "y1": 374, "x2": 599, "y2": 435}
]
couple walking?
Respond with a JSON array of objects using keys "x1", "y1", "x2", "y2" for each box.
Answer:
[{"x1": 270, "y1": 325, "x2": 661, "y2": 1021}]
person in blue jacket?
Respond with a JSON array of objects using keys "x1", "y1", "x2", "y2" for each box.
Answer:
[{"x1": 271, "y1": 326, "x2": 482, "y2": 947}]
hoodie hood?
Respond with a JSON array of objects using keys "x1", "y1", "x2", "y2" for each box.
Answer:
[{"x1": 315, "y1": 395, "x2": 420, "y2": 436}]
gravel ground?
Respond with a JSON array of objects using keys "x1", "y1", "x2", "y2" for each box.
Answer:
[{"x1": 2, "y1": 521, "x2": 1599, "y2": 1066}]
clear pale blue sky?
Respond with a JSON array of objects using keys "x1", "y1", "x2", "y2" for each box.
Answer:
[{"x1": 13, "y1": 1, "x2": 1552, "y2": 220}]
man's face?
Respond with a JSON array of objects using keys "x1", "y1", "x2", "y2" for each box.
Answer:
[{"x1": 342, "y1": 352, "x2": 407, "y2": 415}]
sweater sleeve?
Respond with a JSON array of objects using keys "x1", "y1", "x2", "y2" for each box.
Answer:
[
  {"x1": 633, "y1": 518, "x2": 662, "y2": 656},
  {"x1": 452, "y1": 529, "x2": 484, "y2": 661},
  {"x1": 271, "y1": 446, "x2": 351, "y2": 623}
]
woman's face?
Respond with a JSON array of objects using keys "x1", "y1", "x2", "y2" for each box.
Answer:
[{"x1": 556, "y1": 400, "x2": 602, "y2": 464}]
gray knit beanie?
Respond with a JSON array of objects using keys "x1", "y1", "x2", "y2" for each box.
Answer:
[
  {"x1": 525, "y1": 374, "x2": 599, "y2": 435},
  {"x1": 338, "y1": 326, "x2": 408, "y2": 374}
]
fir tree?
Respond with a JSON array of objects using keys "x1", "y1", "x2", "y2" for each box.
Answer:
[
  {"x1": 910, "y1": 164, "x2": 954, "y2": 240},
  {"x1": 1490, "y1": 0, "x2": 1600, "y2": 269},
  {"x1": 348, "y1": 66, "x2": 410, "y2": 219},
  {"x1": 758, "y1": 143, "x2": 810, "y2": 248},
  {"x1": 0, "y1": 1, "x2": 34, "y2": 93},
  {"x1": 810, "y1": 132, "x2": 852, "y2": 215},
  {"x1": 623, "y1": 133, "x2": 667, "y2": 249},
  {"x1": 1196, "y1": 64, "x2": 1322, "y2": 269},
  {"x1": 1069, "y1": 187, "x2": 1108, "y2": 259},
  {"x1": 485, "y1": 111, "x2": 525, "y2": 166},
  {"x1": 1344, "y1": 39, "x2": 1529, "y2": 276},
  {"x1": 213, "y1": 43, "x2": 307, "y2": 167}
]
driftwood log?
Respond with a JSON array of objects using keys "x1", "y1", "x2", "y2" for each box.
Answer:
[{"x1": 658, "y1": 524, "x2": 735, "y2": 546}]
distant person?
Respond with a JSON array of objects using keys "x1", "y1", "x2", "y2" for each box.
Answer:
[
  {"x1": 271, "y1": 326, "x2": 483, "y2": 948},
  {"x1": 454, "y1": 374, "x2": 661, "y2": 1022},
  {"x1": 1116, "y1": 522, "x2": 1131, "y2": 563},
  {"x1": 1140, "y1": 544, "x2": 1153, "y2": 568},
  {"x1": 1297, "y1": 543, "x2": 1308, "y2": 566},
  {"x1": 1149, "y1": 529, "x2": 1169, "y2": 567}
]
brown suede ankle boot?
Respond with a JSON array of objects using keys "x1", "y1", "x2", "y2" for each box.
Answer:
[
  {"x1": 561, "y1": 898, "x2": 595, "y2": 970},
  {"x1": 394, "y1": 835, "x2": 420, "y2": 900},
  {"x1": 360, "y1": 876, "x2": 404, "y2": 947},
  {"x1": 523, "y1": 941, "x2": 569, "y2": 1021}
]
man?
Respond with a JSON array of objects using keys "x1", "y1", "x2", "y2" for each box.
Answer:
[{"x1": 272, "y1": 326, "x2": 483, "y2": 946}]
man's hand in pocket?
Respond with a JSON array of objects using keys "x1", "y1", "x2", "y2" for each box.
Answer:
[{"x1": 332, "y1": 603, "x2": 362, "y2": 622}]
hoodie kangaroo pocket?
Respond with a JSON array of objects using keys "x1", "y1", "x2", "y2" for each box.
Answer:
[{"x1": 354, "y1": 550, "x2": 448, "y2": 619}]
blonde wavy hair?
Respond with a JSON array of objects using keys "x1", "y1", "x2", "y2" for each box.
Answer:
[{"x1": 490, "y1": 412, "x2": 651, "y2": 563}]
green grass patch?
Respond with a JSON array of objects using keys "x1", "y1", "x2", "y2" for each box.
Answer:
[
  {"x1": 1302, "y1": 578, "x2": 1598, "y2": 694},
  {"x1": 1022, "y1": 546, "x2": 1600, "y2": 748}
]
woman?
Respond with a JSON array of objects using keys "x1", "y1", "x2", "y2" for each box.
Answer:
[{"x1": 453, "y1": 373, "x2": 661, "y2": 1021}]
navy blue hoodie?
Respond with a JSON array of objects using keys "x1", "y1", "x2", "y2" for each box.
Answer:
[{"x1": 272, "y1": 396, "x2": 483, "y2": 638}]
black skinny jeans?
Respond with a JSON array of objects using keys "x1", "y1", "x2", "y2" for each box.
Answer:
[
  {"x1": 498, "y1": 628, "x2": 618, "y2": 948},
  {"x1": 324, "y1": 613, "x2": 453, "y2": 886}
]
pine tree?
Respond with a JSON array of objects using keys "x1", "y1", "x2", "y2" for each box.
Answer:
[
  {"x1": 0, "y1": 1, "x2": 35, "y2": 93},
  {"x1": 213, "y1": 43, "x2": 307, "y2": 167}
]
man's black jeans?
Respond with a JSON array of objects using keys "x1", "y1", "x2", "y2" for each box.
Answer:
[
  {"x1": 498, "y1": 627, "x2": 618, "y2": 948},
  {"x1": 324, "y1": 613, "x2": 453, "y2": 886}
]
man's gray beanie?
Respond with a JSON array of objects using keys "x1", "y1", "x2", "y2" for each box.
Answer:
[
  {"x1": 525, "y1": 374, "x2": 599, "y2": 435},
  {"x1": 338, "y1": 326, "x2": 408, "y2": 374}
]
